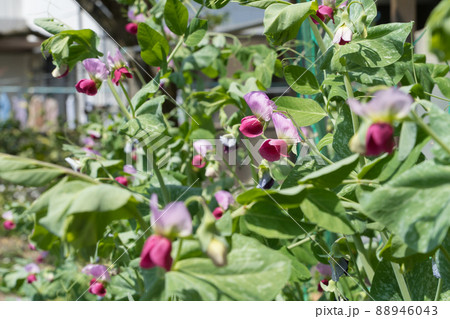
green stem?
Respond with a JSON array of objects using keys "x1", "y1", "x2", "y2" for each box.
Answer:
[
  {"x1": 152, "y1": 154, "x2": 170, "y2": 205},
  {"x1": 412, "y1": 110, "x2": 450, "y2": 155},
  {"x1": 311, "y1": 16, "x2": 334, "y2": 41},
  {"x1": 343, "y1": 72, "x2": 359, "y2": 134},
  {"x1": 308, "y1": 18, "x2": 327, "y2": 53},
  {"x1": 119, "y1": 81, "x2": 135, "y2": 118},
  {"x1": 424, "y1": 92, "x2": 450, "y2": 102},
  {"x1": 434, "y1": 278, "x2": 443, "y2": 301},
  {"x1": 287, "y1": 235, "x2": 315, "y2": 249},
  {"x1": 352, "y1": 235, "x2": 375, "y2": 283},
  {"x1": 345, "y1": 235, "x2": 370, "y2": 296},
  {"x1": 167, "y1": 35, "x2": 185, "y2": 64},
  {"x1": 107, "y1": 78, "x2": 132, "y2": 120},
  {"x1": 381, "y1": 232, "x2": 412, "y2": 301},
  {"x1": 342, "y1": 179, "x2": 380, "y2": 185},
  {"x1": 172, "y1": 238, "x2": 184, "y2": 268},
  {"x1": 195, "y1": 4, "x2": 204, "y2": 18}
]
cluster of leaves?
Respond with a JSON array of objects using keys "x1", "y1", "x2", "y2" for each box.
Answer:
[{"x1": 1, "y1": 0, "x2": 449, "y2": 301}]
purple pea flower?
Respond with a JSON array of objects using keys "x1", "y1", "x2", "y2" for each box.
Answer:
[
  {"x1": 107, "y1": 49, "x2": 133, "y2": 86},
  {"x1": 347, "y1": 88, "x2": 413, "y2": 123},
  {"x1": 24, "y1": 263, "x2": 40, "y2": 274},
  {"x1": 243, "y1": 91, "x2": 277, "y2": 122},
  {"x1": 214, "y1": 190, "x2": 234, "y2": 210},
  {"x1": 272, "y1": 112, "x2": 301, "y2": 145},
  {"x1": 193, "y1": 139, "x2": 213, "y2": 157},
  {"x1": 123, "y1": 164, "x2": 137, "y2": 175},
  {"x1": 2, "y1": 210, "x2": 13, "y2": 220},
  {"x1": 126, "y1": 10, "x2": 146, "y2": 35},
  {"x1": 76, "y1": 59, "x2": 109, "y2": 96},
  {"x1": 150, "y1": 194, "x2": 192, "y2": 238},
  {"x1": 82, "y1": 264, "x2": 111, "y2": 281}
]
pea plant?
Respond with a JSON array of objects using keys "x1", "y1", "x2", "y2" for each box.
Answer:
[{"x1": 0, "y1": 0, "x2": 449, "y2": 301}]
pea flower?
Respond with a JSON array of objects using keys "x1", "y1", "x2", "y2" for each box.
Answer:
[
  {"x1": 312, "y1": 5, "x2": 335, "y2": 24},
  {"x1": 212, "y1": 190, "x2": 234, "y2": 220},
  {"x1": 207, "y1": 238, "x2": 228, "y2": 267},
  {"x1": 126, "y1": 10, "x2": 146, "y2": 34},
  {"x1": 140, "y1": 194, "x2": 192, "y2": 271},
  {"x1": 36, "y1": 251, "x2": 48, "y2": 263},
  {"x1": 87, "y1": 130, "x2": 101, "y2": 139},
  {"x1": 220, "y1": 134, "x2": 237, "y2": 154},
  {"x1": 240, "y1": 91, "x2": 277, "y2": 138},
  {"x1": 318, "y1": 279, "x2": 329, "y2": 292},
  {"x1": 115, "y1": 176, "x2": 128, "y2": 187},
  {"x1": 52, "y1": 64, "x2": 69, "y2": 78},
  {"x1": 76, "y1": 59, "x2": 109, "y2": 96},
  {"x1": 259, "y1": 113, "x2": 300, "y2": 162},
  {"x1": 333, "y1": 24, "x2": 353, "y2": 45},
  {"x1": 123, "y1": 164, "x2": 137, "y2": 175},
  {"x1": 82, "y1": 264, "x2": 110, "y2": 297},
  {"x1": 192, "y1": 139, "x2": 213, "y2": 169},
  {"x1": 347, "y1": 88, "x2": 413, "y2": 123},
  {"x1": 65, "y1": 157, "x2": 81, "y2": 172},
  {"x1": 25, "y1": 263, "x2": 40, "y2": 284},
  {"x1": 107, "y1": 48, "x2": 133, "y2": 86},
  {"x1": 257, "y1": 172, "x2": 275, "y2": 190},
  {"x1": 2, "y1": 211, "x2": 15, "y2": 230},
  {"x1": 365, "y1": 123, "x2": 395, "y2": 156}
]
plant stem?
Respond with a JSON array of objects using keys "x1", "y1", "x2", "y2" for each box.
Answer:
[
  {"x1": 119, "y1": 81, "x2": 135, "y2": 118},
  {"x1": 434, "y1": 278, "x2": 443, "y2": 301},
  {"x1": 172, "y1": 238, "x2": 184, "y2": 268},
  {"x1": 424, "y1": 92, "x2": 450, "y2": 102},
  {"x1": 411, "y1": 110, "x2": 450, "y2": 155},
  {"x1": 344, "y1": 235, "x2": 370, "y2": 296},
  {"x1": 288, "y1": 235, "x2": 315, "y2": 249},
  {"x1": 343, "y1": 72, "x2": 359, "y2": 134},
  {"x1": 381, "y1": 232, "x2": 412, "y2": 301},
  {"x1": 312, "y1": 16, "x2": 334, "y2": 41},
  {"x1": 152, "y1": 154, "x2": 170, "y2": 205},
  {"x1": 195, "y1": 4, "x2": 204, "y2": 18},
  {"x1": 107, "y1": 78, "x2": 132, "y2": 120},
  {"x1": 167, "y1": 35, "x2": 184, "y2": 64},
  {"x1": 352, "y1": 235, "x2": 375, "y2": 283},
  {"x1": 308, "y1": 18, "x2": 327, "y2": 54}
]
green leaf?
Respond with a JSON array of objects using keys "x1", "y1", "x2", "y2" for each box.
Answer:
[
  {"x1": 193, "y1": 0, "x2": 231, "y2": 9},
  {"x1": 171, "y1": 234, "x2": 291, "y2": 300},
  {"x1": 164, "y1": 0, "x2": 189, "y2": 36},
  {"x1": 398, "y1": 122, "x2": 417, "y2": 161},
  {"x1": 332, "y1": 23, "x2": 412, "y2": 70},
  {"x1": 275, "y1": 96, "x2": 326, "y2": 127},
  {"x1": 317, "y1": 133, "x2": 334, "y2": 151},
  {"x1": 236, "y1": 185, "x2": 307, "y2": 208},
  {"x1": 34, "y1": 18, "x2": 67, "y2": 34},
  {"x1": 131, "y1": 73, "x2": 161, "y2": 108},
  {"x1": 235, "y1": 0, "x2": 286, "y2": 10},
  {"x1": 349, "y1": 0, "x2": 377, "y2": 25},
  {"x1": 300, "y1": 154, "x2": 359, "y2": 188},
  {"x1": 429, "y1": 104, "x2": 450, "y2": 164},
  {"x1": 300, "y1": 188, "x2": 355, "y2": 235},
  {"x1": 185, "y1": 18, "x2": 208, "y2": 47},
  {"x1": 243, "y1": 201, "x2": 313, "y2": 239},
  {"x1": 281, "y1": 160, "x2": 322, "y2": 189},
  {"x1": 119, "y1": 114, "x2": 166, "y2": 141},
  {"x1": 136, "y1": 96, "x2": 165, "y2": 116},
  {"x1": 283, "y1": 65, "x2": 320, "y2": 95},
  {"x1": 182, "y1": 45, "x2": 220, "y2": 70},
  {"x1": 279, "y1": 247, "x2": 311, "y2": 282},
  {"x1": 361, "y1": 161, "x2": 450, "y2": 253},
  {"x1": 263, "y1": 2, "x2": 318, "y2": 45},
  {"x1": 332, "y1": 103, "x2": 354, "y2": 159},
  {"x1": 137, "y1": 23, "x2": 170, "y2": 67}
]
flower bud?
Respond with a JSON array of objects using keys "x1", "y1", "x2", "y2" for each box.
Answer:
[
  {"x1": 212, "y1": 207, "x2": 224, "y2": 220},
  {"x1": 139, "y1": 235, "x2": 173, "y2": 271},
  {"x1": 75, "y1": 79, "x2": 98, "y2": 96},
  {"x1": 27, "y1": 274, "x2": 37, "y2": 284},
  {"x1": 239, "y1": 115, "x2": 264, "y2": 138},
  {"x1": 3, "y1": 220, "x2": 15, "y2": 230},
  {"x1": 115, "y1": 176, "x2": 128, "y2": 187},
  {"x1": 89, "y1": 278, "x2": 107, "y2": 297},
  {"x1": 365, "y1": 123, "x2": 395, "y2": 156},
  {"x1": 207, "y1": 238, "x2": 228, "y2": 267}
]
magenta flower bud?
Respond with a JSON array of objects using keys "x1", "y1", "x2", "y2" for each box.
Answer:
[
  {"x1": 272, "y1": 112, "x2": 301, "y2": 145},
  {"x1": 82, "y1": 264, "x2": 111, "y2": 281},
  {"x1": 139, "y1": 235, "x2": 173, "y2": 271},
  {"x1": 312, "y1": 5, "x2": 335, "y2": 24},
  {"x1": 214, "y1": 190, "x2": 234, "y2": 210},
  {"x1": 3, "y1": 220, "x2": 15, "y2": 230},
  {"x1": 318, "y1": 279, "x2": 329, "y2": 292},
  {"x1": 212, "y1": 207, "x2": 224, "y2": 220},
  {"x1": 365, "y1": 123, "x2": 395, "y2": 156},
  {"x1": 348, "y1": 88, "x2": 413, "y2": 123},
  {"x1": 333, "y1": 24, "x2": 353, "y2": 45},
  {"x1": 76, "y1": 79, "x2": 98, "y2": 96},
  {"x1": 89, "y1": 279, "x2": 107, "y2": 297},
  {"x1": 27, "y1": 274, "x2": 37, "y2": 284},
  {"x1": 28, "y1": 243, "x2": 36, "y2": 250},
  {"x1": 192, "y1": 155, "x2": 206, "y2": 168},
  {"x1": 259, "y1": 139, "x2": 289, "y2": 162},
  {"x1": 112, "y1": 67, "x2": 133, "y2": 85},
  {"x1": 193, "y1": 139, "x2": 213, "y2": 157},
  {"x1": 125, "y1": 23, "x2": 138, "y2": 34},
  {"x1": 239, "y1": 115, "x2": 264, "y2": 138},
  {"x1": 244, "y1": 91, "x2": 276, "y2": 121},
  {"x1": 150, "y1": 194, "x2": 192, "y2": 238},
  {"x1": 115, "y1": 176, "x2": 128, "y2": 187}
]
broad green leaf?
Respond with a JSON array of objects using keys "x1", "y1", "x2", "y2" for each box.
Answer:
[
  {"x1": 281, "y1": 160, "x2": 322, "y2": 189},
  {"x1": 279, "y1": 247, "x2": 311, "y2": 282},
  {"x1": 138, "y1": 23, "x2": 170, "y2": 67},
  {"x1": 263, "y1": 2, "x2": 318, "y2": 45},
  {"x1": 182, "y1": 45, "x2": 220, "y2": 70},
  {"x1": 300, "y1": 189, "x2": 355, "y2": 235},
  {"x1": 300, "y1": 154, "x2": 359, "y2": 188},
  {"x1": 398, "y1": 122, "x2": 417, "y2": 161},
  {"x1": 193, "y1": 0, "x2": 231, "y2": 9},
  {"x1": 361, "y1": 161, "x2": 450, "y2": 253},
  {"x1": 332, "y1": 103, "x2": 354, "y2": 159},
  {"x1": 235, "y1": 0, "x2": 287, "y2": 10},
  {"x1": 236, "y1": 185, "x2": 307, "y2": 208},
  {"x1": 284, "y1": 65, "x2": 320, "y2": 95},
  {"x1": 119, "y1": 114, "x2": 166, "y2": 141},
  {"x1": 332, "y1": 23, "x2": 412, "y2": 70},
  {"x1": 172, "y1": 234, "x2": 291, "y2": 300},
  {"x1": 317, "y1": 133, "x2": 334, "y2": 151},
  {"x1": 34, "y1": 18, "x2": 67, "y2": 34},
  {"x1": 243, "y1": 201, "x2": 313, "y2": 239},
  {"x1": 428, "y1": 104, "x2": 450, "y2": 164},
  {"x1": 136, "y1": 96, "x2": 165, "y2": 116},
  {"x1": 131, "y1": 73, "x2": 161, "y2": 108},
  {"x1": 164, "y1": 0, "x2": 189, "y2": 35},
  {"x1": 185, "y1": 18, "x2": 208, "y2": 47},
  {"x1": 275, "y1": 96, "x2": 327, "y2": 127}
]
